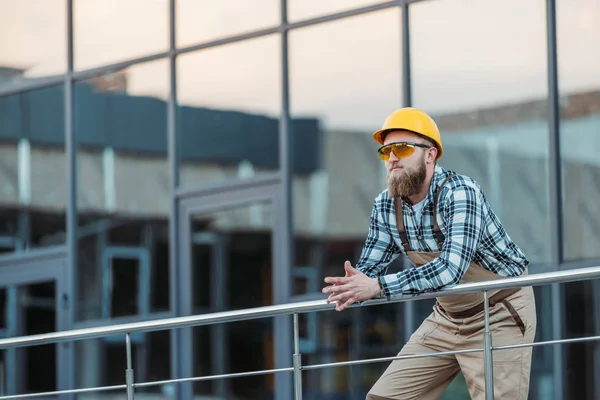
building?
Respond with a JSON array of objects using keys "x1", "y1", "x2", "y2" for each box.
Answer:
[{"x1": 0, "y1": 1, "x2": 599, "y2": 399}]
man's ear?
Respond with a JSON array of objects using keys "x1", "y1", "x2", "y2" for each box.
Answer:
[{"x1": 427, "y1": 147, "x2": 437, "y2": 164}]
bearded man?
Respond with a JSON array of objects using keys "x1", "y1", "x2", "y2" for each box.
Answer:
[{"x1": 321, "y1": 108, "x2": 537, "y2": 400}]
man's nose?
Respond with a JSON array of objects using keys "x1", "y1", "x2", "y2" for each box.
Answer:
[{"x1": 388, "y1": 150, "x2": 399, "y2": 162}]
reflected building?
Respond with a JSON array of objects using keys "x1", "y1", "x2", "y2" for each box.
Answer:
[{"x1": 0, "y1": 1, "x2": 599, "y2": 400}]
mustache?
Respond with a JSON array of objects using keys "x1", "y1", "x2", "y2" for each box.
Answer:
[{"x1": 388, "y1": 162, "x2": 403, "y2": 171}]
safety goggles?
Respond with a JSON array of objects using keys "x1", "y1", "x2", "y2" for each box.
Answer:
[{"x1": 377, "y1": 142, "x2": 432, "y2": 161}]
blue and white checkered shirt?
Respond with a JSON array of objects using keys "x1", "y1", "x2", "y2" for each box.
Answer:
[{"x1": 357, "y1": 165, "x2": 528, "y2": 297}]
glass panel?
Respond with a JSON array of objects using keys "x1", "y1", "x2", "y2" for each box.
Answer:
[
  {"x1": 176, "y1": 35, "x2": 282, "y2": 189},
  {"x1": 0, "y1": 1, "x2": 66, "y2": 91},
  {"x1": 557, "y1": 0, "x2": 600, "y2": 261},
  {"x1": 0, "y1": 280, "x2": 56, "y2": 396},
  {"x1": 20, "y1": 282, "x2": 56, "y2": 395},
  {"x1": 189, "y1": 201, "x2": 274, "y2": 397},
  {"x1": 411, "y1": 3, "x2": 549, "y2": 395},
  {"x1": 288, "y1": 0, "x2": 386, "y2": 22},
  {"x1": 76, "y1": 331, "x2": 171, "y2": 395},
  {"x1": 0, "y1": 85, "x2": 66, "y2": 254},
  {"x1": 74, "y1": 59, "x2": 170, "y2": 321},
  {"x1": 289, "y1": 9, "x2": 400, "y2": 289},
  {"x1": 176, "y1": 0, "x2": 279, "y2": 47},
  {"x1": 529, "y1": 285, "x2": 555, "y2": 399},
  {"x1": 563, "y1": 279, "x2": 599, "y2": 398},
  {"x1": 301, "y1": 303, "x2": 405, "y2": 398},
  {"x1": 411, "y1": 1, "x2": 550, "y2": 265},
  {"x1": 73, "y1": 0, "x2": 169, "y2": 70},
  {"x1": 289, "y1": 10, "x2": 402, "y2": 396}
]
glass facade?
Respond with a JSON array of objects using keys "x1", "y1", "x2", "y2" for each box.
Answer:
[{"x1": 0, "y1": 1, "x2": 599, "y2": 399}]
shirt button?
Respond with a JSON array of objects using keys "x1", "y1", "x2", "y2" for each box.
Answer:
[{"x1": 417, "y1": 235, "x2": 422, "y2": 240}]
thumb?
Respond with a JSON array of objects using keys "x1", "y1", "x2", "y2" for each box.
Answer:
[{"x1": 344, "y1": 261, "x2": 359, "y2": 275}]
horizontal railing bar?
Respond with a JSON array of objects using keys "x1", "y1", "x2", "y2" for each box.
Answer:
[
  {"x1": 307, "y1": 335, "x2": 600, "y2": 373},
  {"x1": 0, "y1": 265, "x2": 599, "y2": 349},
  {"x1": 0, "y1": 384, "x2": 126, "y2": 400},
  {"x1": 303, "y1": 347, "x2": 484, "y2": 370},
  {"x1": 134, "y1": 367, "x2": 295, "y2": 388},
  {"x1": 493, "y1": 334, "x2": 600, "y2": 352},
  {"x1": 3, "y1": 332, "x2": 599, "y2": 399}
]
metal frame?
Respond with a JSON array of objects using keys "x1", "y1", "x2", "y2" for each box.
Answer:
[
  {"x1": 0, "y1": 0, "x2": 591, "y2": 397},
  {"x1": 0, "y1": 0, "x2": 421, "y2": 98},
  {"x1": 0, "y1": 253, "x2": 66, "y2": 396},
  {"x1": 1, "y1": 266, "x2": 600, "y2": 400},
  {"x1": 177, "y1": 179, "x2": 282, "y2": 399},
  {"x1": 545, "y1": 0, "x2": 565, "y2": 398}
]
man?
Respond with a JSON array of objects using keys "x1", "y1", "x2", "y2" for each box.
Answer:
[{"x1": 321, "y1": 107, "x2": 536, "y2": 400}]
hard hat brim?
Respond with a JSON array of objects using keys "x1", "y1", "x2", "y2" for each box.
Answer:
[{"x1": 372, "y1": 129, "x2": 390, "y2": 145}]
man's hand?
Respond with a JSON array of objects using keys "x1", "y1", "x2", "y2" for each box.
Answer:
[{"x1": 322, "y1": 261, "x2": 381, "y2": 311}]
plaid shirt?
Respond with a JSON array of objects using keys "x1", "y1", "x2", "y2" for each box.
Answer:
[{"x1": 357, "y1": 165, "x2": 528, "y2": 298}]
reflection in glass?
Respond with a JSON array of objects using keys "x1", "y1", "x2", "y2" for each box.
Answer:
[
  {"x1": 527, "y1": 285, "x2": 556, "y2": 399},
  {"x1": 300, "y1": 303, "x2": 405, "y2": 399},
  {"x1": 0, "y1": 281, "x2": 57, "y2": 395},
  {"x1": 557, "y1": 0, "x2": 600, "y2": 261},
  {"x1": 76, "y1": 331, "x2": 171, "y2": 394},
  {"x1": 0, "y1": 86, "x2": 66, "y2": 253},
  {"x1": 176, "y1": 0, "x2": 279, "y2": 47},
  {"x1": 289, "y1": 8, "x2": 401, "y2": 246},
  {"x1": 73, "y1": 0, "x2": 169, "y2": 70},
  {"x1": 190, "y1": 202, "x2": 274, "y2": 398},
  {"x1": 289, "y1": 9, "x2": 402, "y2": 397},
  {"x1": 289, "y1": 8, "x2": 400, "y2": 288},
  {"x1": 563, "y1": 280, "x2": 599, "y2": 398},
  {"x1": 0, "y1": 1, "x2": 66, "y2": 90},
  {"x1": 176, "y1": 36, "x2": 284, "y2": 189},
  {"x1": 74, "y1": 59, "x2": 170, "y2": 323},
  {"x1": 411, "y1": 0, "x2": 550, "y2": 265}
]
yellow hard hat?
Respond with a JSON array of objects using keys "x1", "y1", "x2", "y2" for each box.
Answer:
[{"x1": 372, "y1": 107, "x2": 443, "y2": 159}]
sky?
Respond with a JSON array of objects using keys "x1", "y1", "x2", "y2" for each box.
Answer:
[{"x1": 0, "y1": 0, "x2": 598, "y2": 132}]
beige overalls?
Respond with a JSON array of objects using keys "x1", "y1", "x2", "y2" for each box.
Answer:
[{"x1": 367, "y1": 175, "x2": 537, "y2": 400}]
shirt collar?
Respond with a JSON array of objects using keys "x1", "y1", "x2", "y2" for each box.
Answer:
[{"x1": 427, "y1": 164, "x2": 448, "y2": 199}]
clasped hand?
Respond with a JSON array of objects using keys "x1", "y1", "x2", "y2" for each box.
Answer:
[{"x1": 322, "y1": 261, "x2": 381, "y2": 311}]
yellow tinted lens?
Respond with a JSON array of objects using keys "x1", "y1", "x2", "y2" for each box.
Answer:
[
  {"x1": 391, "y1": 143, "x2": 415, "y2": 159},
  {"x1": 379, "y1": 146, "x2": 392, "y2": 160},
  {"x1": 378, "y1": 143, "x2": 417, "y2": 161}
]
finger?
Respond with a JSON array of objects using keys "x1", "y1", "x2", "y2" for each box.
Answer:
[
  {"x1": 344, "y1": 261, "x2": 353, "y2": 277},
  {"x1": 322, "y1": 283, "x2": 350, "y2": 295},
  {"x1": 327, "y1": 293, "x2": 348, "y2": 304},
  {"x1": 337, "y1": 296, "x2": 356, "y2": 312},
  {"x1": 324, "y1": 276, "x2": 350, "y2": 285},
  {"x1": 344, "y1": 261, "x2": 360, "y2": 275},
  {"x1": 327, "y1": 292, "x2": 352, "y2": 305}
]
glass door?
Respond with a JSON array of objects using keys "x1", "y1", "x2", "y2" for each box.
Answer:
[
  {"x1": 175, "y1": 177, "x2": 292, "y2": 400},
  {"x1": 0, "y1": 252, "x2": 66, "y2": 397}
]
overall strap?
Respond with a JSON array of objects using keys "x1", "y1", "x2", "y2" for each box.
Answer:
[
  {"x1": 432, "y1": 174, "x2": 457, "y2": 250},
  {"x1": 393, "y1": 198, "x2": 411, "y2": 253}
]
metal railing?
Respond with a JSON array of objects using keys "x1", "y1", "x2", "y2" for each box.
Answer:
[{"x1": 1, "y1": 266, "x2": 600, "y2": 400}]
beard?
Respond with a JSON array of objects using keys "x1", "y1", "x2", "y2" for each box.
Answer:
[{"x1": 387, "y1": 156, "x2": 427, "y2": 199}]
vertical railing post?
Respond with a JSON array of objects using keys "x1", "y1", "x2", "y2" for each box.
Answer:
[
  {"x1": 125, "y1": 333, "x2": 135, "y2": 400},
  {"x1": 293, "y1": 313, "x2": 303, "y2": 400},
  {"x1": 483, "y1": 291, "x2": 494, "y2": 400}
]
